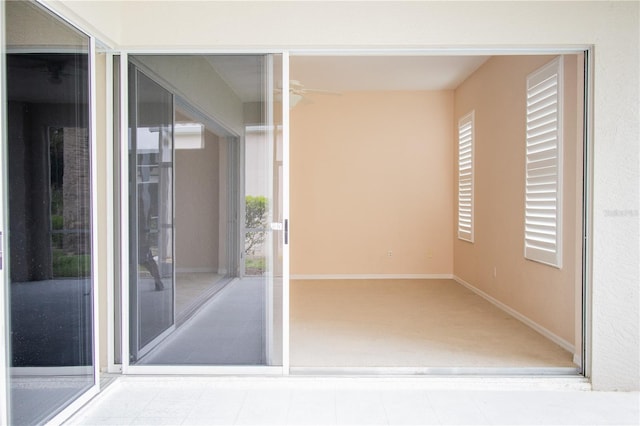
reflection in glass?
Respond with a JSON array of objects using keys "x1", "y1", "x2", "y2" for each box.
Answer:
[
  {"x1": 5, "y1": 1, "x2": 94, "y2": 424},
  {"x1": 244, "y1": 194, "x2": 268, "y2": 276},
  {"x1": 129, "y1": 69, "x2": 175, "y2": 361},
  {"x1": 126, "y1": 55, "x2": 283, "y2": 366}
]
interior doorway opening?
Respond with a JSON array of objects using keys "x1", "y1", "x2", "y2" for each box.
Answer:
[{"x1": 288, "y1": 53, "x2": 586, "y2": 373}]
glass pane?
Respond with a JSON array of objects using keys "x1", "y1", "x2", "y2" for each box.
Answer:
[
  {"x1": 5, "y1": 1, "x2": 93, "y2": 424},
  {"x1": 125, "y1": 54, "x2": 283, "y2": 366},
  {"x1": 129, "y1": 68, "x2": 175, "y2": 362}
]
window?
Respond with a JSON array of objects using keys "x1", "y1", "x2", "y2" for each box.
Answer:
[
  {"x1": 525, "y1": 57, "x2": 563, "y2": 267},
  {"x1": 457, "y1": 111, "x2": 474, "y2": 242}
]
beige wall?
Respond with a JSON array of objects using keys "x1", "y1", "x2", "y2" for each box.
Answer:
[
  {"x1": 453, "y1": 55, "x2": 583, "y2": 348},
  {"x1": 175, "y1": 130, "x2": 220, "y2": 272},
  {"x1": 291, "y1": 91, "x2": 454, "y2": 276}
]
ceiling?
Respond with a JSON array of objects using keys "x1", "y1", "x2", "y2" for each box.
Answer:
[
  {"x1": 207, "y1": 55, "x2": 491, "y2": 103},
  {"x1": 290, "y1": 55, "x2": 490, "y2": 92},
  {"x1": 206, "y1": 55, "x2": 265, "y2": 103}
]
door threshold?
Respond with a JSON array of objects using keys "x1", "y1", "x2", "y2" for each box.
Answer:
[
  {"x1": 100, "y1": 371, "x2": 590, "y2": 392},
  {"x1": 290, "y1": 366, "x2": 581, "y2": 377}
]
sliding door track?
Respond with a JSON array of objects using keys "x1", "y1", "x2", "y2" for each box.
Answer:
[{"x1": 290, "y1": 366, "x2": 581, "y2": 376}]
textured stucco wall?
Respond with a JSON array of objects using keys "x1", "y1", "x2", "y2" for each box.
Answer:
[{"x1": 49, "y1": 0, "x2": 640, "y2": 390}]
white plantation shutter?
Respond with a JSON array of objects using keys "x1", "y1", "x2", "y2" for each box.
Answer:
[
  {"x1": 525, "y1": 58, "x2": 562, "y2": 267},
  {"x1": 458, "y1": 111, "x2": 474, "y2": 242}
]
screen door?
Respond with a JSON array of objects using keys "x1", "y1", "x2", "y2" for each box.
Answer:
[{"x1": 128, "y1": 65, "x2": 175, "y2": 361}]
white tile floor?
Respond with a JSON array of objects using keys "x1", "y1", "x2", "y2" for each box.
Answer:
[{"x1": 66, "y1": 376, "x2": 640, "y2": 425}]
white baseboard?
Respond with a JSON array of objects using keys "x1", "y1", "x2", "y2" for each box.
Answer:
[
  {"x1": 175, "y1": 267, "x2": 217, "y2": 274},
  {"x1": 573, "y1": 352, "x2": 582, "y2": 366},
  {"x1": 453, "y1": 275, "x2": 575, "y2": 354},
  {"x1": 291, "y1": 274, "x2": 454, "y2": 280}
]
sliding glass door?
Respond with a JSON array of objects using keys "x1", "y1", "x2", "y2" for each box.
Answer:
[
  {"x1": 124, "y1": 54, "x2": 287, "y2": 370},
  {"x1": 3, "y1": 1, "x2": 96, "y2": 424},
  {"x1": 128, "y1": 65, "x2": 176, "y2": 361}
]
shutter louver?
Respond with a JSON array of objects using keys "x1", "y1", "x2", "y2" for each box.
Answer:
[
  {"x1": 458, "y1": 112, "x2": 474, "y2": 242},
  {"x1": 525, "y1": 58, "x2": 562, "y2": 267}
]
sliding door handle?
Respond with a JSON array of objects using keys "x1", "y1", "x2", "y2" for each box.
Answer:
[
  {"x1": 269, "y1": 221, "x2": 289, "y2": 244},
  {"x1": 284, "y1": 219, "x2": 289, "y2": 245}
]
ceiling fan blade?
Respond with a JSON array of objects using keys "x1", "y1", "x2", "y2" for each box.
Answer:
[{"x1": 289, "y1": 79, "x2": 342, "y2": 96}]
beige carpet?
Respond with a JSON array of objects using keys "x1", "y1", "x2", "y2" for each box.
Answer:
[{"x1": 290, "y1": 279, "x2": 575, "y2": 368}]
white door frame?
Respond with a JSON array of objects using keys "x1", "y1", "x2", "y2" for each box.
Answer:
[
  {"x1": 110, "y1": 47, "x2": 589, "y2": 378},
  {"x1": 0, "y1": 1, "x2": 9, "y2": 422}
]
